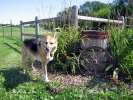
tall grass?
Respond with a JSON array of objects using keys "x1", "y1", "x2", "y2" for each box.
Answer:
[
  {"x1": 51, "y1": 27, "x2": 81, "y2": 74},
  {"x1": 108, "y1": 27, "x2": 133, "y2": 78}
]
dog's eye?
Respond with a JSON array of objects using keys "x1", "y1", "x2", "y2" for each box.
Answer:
[
  {"x1": 45, "y1": 42, "x2": 48, "y2": 44},
  {"x1": 50, "y1": 43, "x2": 54, "y2": 45}
]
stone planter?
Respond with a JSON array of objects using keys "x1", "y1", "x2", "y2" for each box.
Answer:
[{"x1": 81, "y1": 30, "x2": 108, "y2": 49}]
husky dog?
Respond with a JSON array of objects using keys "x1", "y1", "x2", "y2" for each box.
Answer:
[{"x1": 22, "y1": 33, "x2": 58, "y2": 82}]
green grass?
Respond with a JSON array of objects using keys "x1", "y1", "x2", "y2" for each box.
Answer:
[
  {"x1": 0, "y1": 27, "x2": 133, "y2": 99},
  {"x1": 0, "y1": 37, "x2": 21, "y2": 69}
]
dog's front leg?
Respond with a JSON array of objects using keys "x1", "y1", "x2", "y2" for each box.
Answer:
[
  {"x1": 42, "y1": 62, "x2": 49, "y2": 82},
  {"x1": 50, "y1": 46, "x2": 57, "y2": 60}
]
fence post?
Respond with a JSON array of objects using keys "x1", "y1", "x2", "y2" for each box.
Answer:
[
  {"x1": 20, "y1": 21, "x2": 23, "y2": 40},
  {"x1": 35, "y1": 16, "x2": 39, "y2": 39},
  {"x1": 121, "y1": 16, "x2": 125, "y2": 29},
  {"x1": 71, "y1": 5, "x2": 78, "y2": 28},
  {"x1": 10, "y1": 20, "x2": 13, "y2": 37},
  {"x1": 2, "y1": 25, "x2": 4, "y2": 39}
]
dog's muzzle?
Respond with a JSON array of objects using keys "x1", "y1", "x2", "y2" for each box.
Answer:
[
  {"x1": 45, "y1": 48, "x2": 53, "y2": 60},
  {"x1": 45, "y1": 48, "x2": 52, "y2": 53}
]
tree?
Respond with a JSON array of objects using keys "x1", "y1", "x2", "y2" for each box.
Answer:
[
  {"x1": 79, "y1": 1, "x2": 111, "y2": 18},
  {"x1": 111, "y1": 0, "x2": 133, "y2": 18}
]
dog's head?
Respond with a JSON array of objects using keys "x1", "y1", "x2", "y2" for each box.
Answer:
[{"x1": 40, "y1": 32, "x2": 58, "y2": 53}]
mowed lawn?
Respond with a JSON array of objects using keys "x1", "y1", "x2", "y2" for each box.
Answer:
[{"x1": 0, "y1": 37, "x2": 21, "y2": 69}]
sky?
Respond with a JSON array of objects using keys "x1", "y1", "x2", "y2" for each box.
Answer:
[{"x1": 0, "y1": 0, "x2": 113, "y2": 24}]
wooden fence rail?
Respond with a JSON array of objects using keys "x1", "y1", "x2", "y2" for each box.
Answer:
[{"x1": 78, "y1": 15, "x2": 124, "y2": 24}]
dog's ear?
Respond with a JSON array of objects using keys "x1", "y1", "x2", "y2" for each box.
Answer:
[
  {"x1": 53, "y1": 32, "x2": 57, "y2": 38},
  {"x1": 43, "y1": 32, "x2": 48, "y2": 36}
]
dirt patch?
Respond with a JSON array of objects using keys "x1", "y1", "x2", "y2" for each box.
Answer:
[
  {"x1": 51, "y1": 74, "x2": 89, "y2": 86},
  {"x1": 31, "y1": 66, "x2": 133, "y2": 89},
  {"x1": 31, "y1": 68, "x2": 92, "y2": 86}
]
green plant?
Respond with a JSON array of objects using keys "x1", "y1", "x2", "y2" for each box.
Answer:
[
  {"x1": 52, "y1": 27, "x2": 81, "y2": 74},
  {"x1": 108, "y1": 27, "x2": 133, "y2": 78}
]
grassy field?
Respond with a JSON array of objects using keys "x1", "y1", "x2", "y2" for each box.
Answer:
[{"x1": 0, "y1": 27, "x2": 133, "y2": 100}]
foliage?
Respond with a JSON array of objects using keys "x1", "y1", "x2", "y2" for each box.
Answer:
[
  {"x1": 78, "y1": 1, "x2": 111, "y2": 30},
  {"x1": 93, "y1": 7, "x2": 111, "y2": 18},
  {"x1": 79, "y1": 0, "x2": 133, "y2": 18},
  {"x1": 51, "y1": 27, "x2": 81, "y2": 74},
  {"x1": 108, "y1": 27, "x2": 133, "y2": 76},
  {"x1": 55, "y1": 0, "x2": 133, "y2": 30},
  {"x1": 79, "y1": 1, "x2": 111, "y2": 18},
  {"x1": 111, "y1": 0, "x2": 133, "y2": 18}
]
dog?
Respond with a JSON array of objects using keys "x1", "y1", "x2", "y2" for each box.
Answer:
[{"x1": 22, "y1": 33, "x2": 58, "y2": 82}]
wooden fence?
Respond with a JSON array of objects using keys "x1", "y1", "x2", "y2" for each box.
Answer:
[
  {"x1": 0, "y1": 21, "x2": 13, "y2": 38},
  {"x1": 20, "y1": 5, "x2": 125, "y2": 41},
  {"x1": 0, "y1": 24, "x2": 21, "y2": 40}
]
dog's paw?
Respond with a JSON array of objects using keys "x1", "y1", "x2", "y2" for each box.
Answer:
[
  {"x1": 45, "y1": 79, "x2": 50, "y2": 82},
  {"x1": 43, "y1": 76, "x2": 50, "y2": 82},
  {"x1": 49, "y1": 57, "x2": 53, "y2": 61},
  {"x1": 45, "y1": 78, "x2": 50, "y2": 82}
]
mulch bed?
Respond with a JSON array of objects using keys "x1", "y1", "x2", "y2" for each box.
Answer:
[
  {"x1": 32, "y1": 69, "x2": 89, "y2": 86},
  {"x1": 30, "y1": 68, "x2": 133, "y2": 94},
  {"x1": 30, "y1": 62, "x2": 133, "y2": 92}
]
